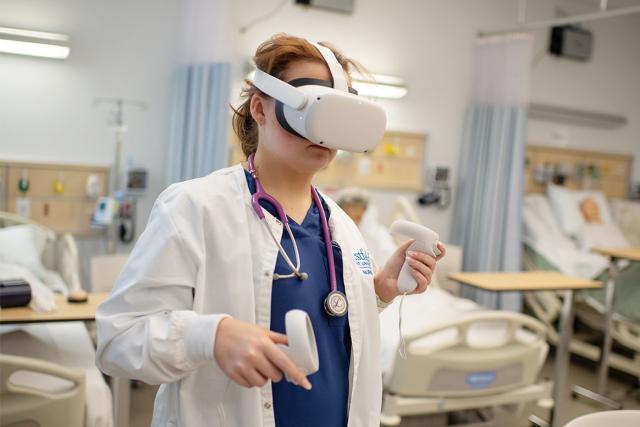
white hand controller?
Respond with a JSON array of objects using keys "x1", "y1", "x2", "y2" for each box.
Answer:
[
  {"x1": 277, "y1": 310, "x2": 319, "y2": 382},
  {"x1": 389, "y1": 220, "x2": 440, "y2": 293}
]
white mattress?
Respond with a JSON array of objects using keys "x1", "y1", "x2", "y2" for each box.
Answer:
[
  {"x1": 380, "y1": 287, "x2": 541, "y2": 377},
  {"x1": 0, "y1": 322, "x2": 113, "y2": 427}
]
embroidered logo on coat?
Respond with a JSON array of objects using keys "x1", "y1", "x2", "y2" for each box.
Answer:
[{"x1": 353, "y1": 249, "x2": 373, "y2": 276}]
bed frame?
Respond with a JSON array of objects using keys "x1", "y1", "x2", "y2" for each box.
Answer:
[{"x1": 381, "y1": 311, "x2": 552, "y2": 426}]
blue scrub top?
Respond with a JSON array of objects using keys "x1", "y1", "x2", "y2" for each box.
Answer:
[{"x1": 244, "y1": 170, "x2": 351, "y2": 427}]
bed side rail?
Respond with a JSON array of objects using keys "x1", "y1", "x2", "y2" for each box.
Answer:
[{"x1": 404, "y1": 310, "x2": 547, "y2": 349}]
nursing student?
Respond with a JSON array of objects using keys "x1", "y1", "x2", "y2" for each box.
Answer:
[{"x1": 96, "y1": 34, "x2": 445, "y2": 427}]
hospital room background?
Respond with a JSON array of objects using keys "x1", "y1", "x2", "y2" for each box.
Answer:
[{"x1": 0, "y1": 0, "x2": 639, "y2": 426}]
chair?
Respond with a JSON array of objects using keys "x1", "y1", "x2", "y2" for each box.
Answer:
[
  {"x1": 0, "y1": 354, "x2": 85, "y2": 427},
  {"x1": 563, "y1": 410, "x2": 640, "y2": 427}
]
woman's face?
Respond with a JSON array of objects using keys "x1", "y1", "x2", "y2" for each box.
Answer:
[{"x1": 251, "y1": 60, "x2": 341, "y2": 174}]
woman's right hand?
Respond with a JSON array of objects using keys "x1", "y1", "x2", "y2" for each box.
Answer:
[{"x1": 213, "y1": 317, "x2": 312, "y2": 390}]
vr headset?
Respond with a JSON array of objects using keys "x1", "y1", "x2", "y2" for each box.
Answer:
[{"x1": 251, "y1": 42, "x2": 387, "y2": 153}]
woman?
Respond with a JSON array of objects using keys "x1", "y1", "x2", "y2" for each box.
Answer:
[{"x1": 96, "y1": 34, "x2": 444, "y2": 427}]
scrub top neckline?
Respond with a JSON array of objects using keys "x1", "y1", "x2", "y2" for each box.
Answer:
[{"x1": 242, "y1": 168, "x2": 329, "y2": 233}]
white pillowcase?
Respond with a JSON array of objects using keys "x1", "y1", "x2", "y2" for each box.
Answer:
[
  {"x1": 546, "y1": 184, "x2": 613, "y2": 236},
  {"x1": 0, "y1": 225, "x2": 48, "y2": 280}
]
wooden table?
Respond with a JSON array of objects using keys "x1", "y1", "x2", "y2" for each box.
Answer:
[
  {"x1": 0, "y1": 292, "x2": 108, "y2": 324},
  {"x1": 572, "y1": 247, "x2": 640, "y2": 410},
  {"x1": 448, "y1": 271, "x2": 601, "y2": 427}
]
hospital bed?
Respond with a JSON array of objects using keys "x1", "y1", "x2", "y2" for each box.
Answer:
[
  {"x1": 0, "y1": 212, "x2": 114, "y2": 427},
  {"x1": 380, "y1": 285, "x2": 551, "y2": 426},
  {"x1": 522, "y1": 195, "x2": 640, "y2": 378},
  {"x1": 0, "y1": 353, "x2": 85, "y2": 427},
  {"x1": 376, "y1": 198, "x2": 551, "y2": 425}
]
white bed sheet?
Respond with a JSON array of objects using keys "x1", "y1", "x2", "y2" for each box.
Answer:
[
  {"x1": 380, "y1": 287, "x2": 543, "y2": 377},
  {"x1": 523, "y1": 194, "x2": 609, "y2": 279},
  {"x1": 0, "y1": 322, "x2": 113, "y2": 427}
]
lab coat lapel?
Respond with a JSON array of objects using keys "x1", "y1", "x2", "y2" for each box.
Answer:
[{"x1": 327, "y1": 205, "x2": 363, "y2": 415}]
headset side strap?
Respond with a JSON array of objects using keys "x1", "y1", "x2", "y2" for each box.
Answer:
[
  {"x1": 311, "y1": 42, "x2": 348, "y2": 93},
  {"x1": 252, "y1": 69, "x2": 307, "y2": 110}
]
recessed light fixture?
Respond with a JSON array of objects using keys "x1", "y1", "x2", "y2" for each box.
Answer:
[{"x1": 0, "y1": 27, "x2": 71, "y2": 59}]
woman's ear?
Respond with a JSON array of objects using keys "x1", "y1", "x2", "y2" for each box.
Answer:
[{"x1": 249, "y1": 93, "x2": 267, "y2": 126}]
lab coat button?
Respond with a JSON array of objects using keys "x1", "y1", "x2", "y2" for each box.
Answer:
[
  {"x1": 264, "y1": 270, "x2": 270, "y2": 277},
  {"x1": 263, "y1": 401, "x2": 272, "y2": 410}
]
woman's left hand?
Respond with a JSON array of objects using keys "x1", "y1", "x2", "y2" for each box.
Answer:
[{"x1": 374, "y1": 240, "x2": 446, "y2": 304}]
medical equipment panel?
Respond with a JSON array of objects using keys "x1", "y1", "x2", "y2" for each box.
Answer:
[
  {"x1": 1, "y1": 160, "x2": 109, "y2": 235},
  {"x1": 524, "y1": 145, "x2": 632, "y2": 198}
]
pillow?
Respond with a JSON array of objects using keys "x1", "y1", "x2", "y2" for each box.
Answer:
[
  {"x1": 547, "y1": 185, "x2": 614, "y2": 236},
  {"x1": 524, "y1": 194, "x2": 564, "y2": 237},
  {"x1": 0, "y1": 225, "x2": 48, "y2": 280},
  {"x1": 547, "y1": 184, "x2": 585, "y2": 236}
]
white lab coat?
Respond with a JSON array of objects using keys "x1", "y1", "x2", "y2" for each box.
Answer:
[{"x1": 96, "y1": 164, "x2": 385, "y2": 427}]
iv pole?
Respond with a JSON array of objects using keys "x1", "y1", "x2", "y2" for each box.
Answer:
[
  {"x1": 94, "y1": 97, "x2": 146, "y2": 254},
  {"x1": 94, "y1": 97, "x2": 147, "y2": 194}
]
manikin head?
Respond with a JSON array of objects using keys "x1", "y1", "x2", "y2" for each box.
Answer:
[
  {"x1": 336, "y1": 187, "x2": 370, "y2": 226},
  {"x1": 580, "y1": 197, "x2": 602, "y2": 224}
]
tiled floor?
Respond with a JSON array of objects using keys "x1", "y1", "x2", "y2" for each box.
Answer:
[{"x1": 128, "y1": 355, "x2": 639, "y2": 426}]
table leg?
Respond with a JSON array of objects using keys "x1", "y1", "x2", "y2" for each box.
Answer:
[
  {"x1": 570, "y1": 258, "x2": 622, "y2": 409},
  {"x1": 597, "y1": 259, "x2": 617, "y2": 395},
  {"x1": 112, "y1": 377, "x2": 131, "y2": 427},
  {"x1": 548, "y1": 290, "x2": 576, "y2": 427}
]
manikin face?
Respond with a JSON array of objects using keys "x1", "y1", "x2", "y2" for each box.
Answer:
[
  {"x1": 341, "y1": 203, "x2": 367, "y2": 226},
  {"x1": 250, "y1": 60, "x2": 346, "y2": 174},
  {"x1": 580, "y1": 197, "x2": 602, "y2": 224}
]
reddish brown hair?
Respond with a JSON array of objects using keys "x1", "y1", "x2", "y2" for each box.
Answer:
[{"x1": 231, "y1": 33, "x2": 365, "y2": 157}]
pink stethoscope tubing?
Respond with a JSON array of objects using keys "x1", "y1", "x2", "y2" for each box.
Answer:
[{"x1": 247, "y1": 153, "x2": 337, "y2": 293}]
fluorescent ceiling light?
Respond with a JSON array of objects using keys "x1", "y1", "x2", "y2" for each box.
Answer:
[
  {"x1": 245, "y1": 70, "x2": 408, "y2": 100},
  {"x1": 351, "y1": 79, "x2": 408, "y2": 99},
  {"x1": 351, "y1": 73, "x2": 408, "y2": 99},
  {"x1": 0, "y1": 26, "x2": 70, "y2": 59}
]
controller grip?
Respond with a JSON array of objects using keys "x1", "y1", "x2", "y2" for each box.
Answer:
[
  {"x1": 276, "y1": 310, "x2": 319, "y2": 382},
  {"x1": 390, "y1": 220, "x2": 440, "y2": 294},
  {"x1": 397, "y1": 241, "x2": 428, "y2": 293}
]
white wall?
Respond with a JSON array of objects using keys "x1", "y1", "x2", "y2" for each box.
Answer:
[
  {"x1": 528, "y1": 13, "x2": 640, "y2": 181},
  {"x1": 0, "y1": 0, "x2": 180, "y2": 234}
]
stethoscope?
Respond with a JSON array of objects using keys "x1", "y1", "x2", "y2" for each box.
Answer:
[{"x1": 248, "y1": 153, "x2": 348, "y2": 317}]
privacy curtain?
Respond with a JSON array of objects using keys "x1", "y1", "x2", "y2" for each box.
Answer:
[
  {"x1": 451, "y1": 34, "x2": 533, "y2": 311},
  {"x1": 166, "y1": 0, "x2": 233, "y2": 184},
  {"x1": 168, "y1": 63, "x2": 231, "y2": 183}
]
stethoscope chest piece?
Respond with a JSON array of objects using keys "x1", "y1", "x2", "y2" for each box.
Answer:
[{"x1": 324, "y1": 290, "x2": 348, "y2": 317}]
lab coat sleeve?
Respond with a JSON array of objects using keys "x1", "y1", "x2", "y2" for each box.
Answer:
[
  {"x1": 372, "y1": 258, "x2": 391, "y2": 313},
  {"x1": 95, "y1": 196, "x2": 228, "y2": 385}
]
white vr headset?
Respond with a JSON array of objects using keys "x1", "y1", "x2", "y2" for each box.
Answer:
[{"x1": 251, "y1": 42, "x2": 387, "y2": 153}]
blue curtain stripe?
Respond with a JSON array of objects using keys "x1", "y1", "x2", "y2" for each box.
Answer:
[
  {"x1": 452, "y1": 104, "x2": 527, "y2": 311},
  {"x1": 168, "y1": 62, "x2": 231, "y2": 184}
]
